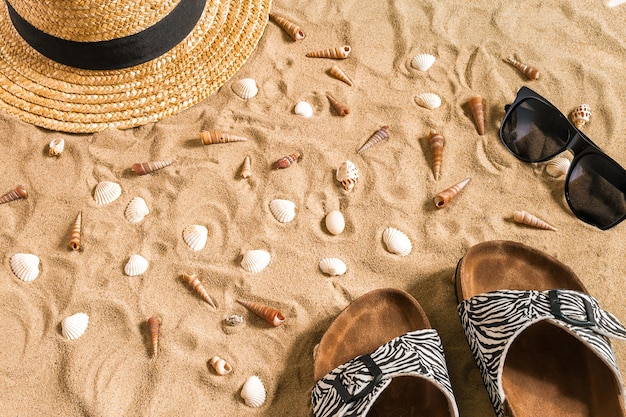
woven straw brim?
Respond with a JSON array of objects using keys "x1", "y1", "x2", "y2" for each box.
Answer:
[{"x1": 0, "y1": 0, "x2": 271, "y2": 133}]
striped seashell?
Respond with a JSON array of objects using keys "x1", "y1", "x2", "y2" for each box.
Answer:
[
  {"x1": 504, "y1": 56, "x2": 540, "y2": 80},
  {"x1": 274, "y1": 152, "x2": 300, "y2": 169},
  {"x1": 570, "y1": 104, "x2": 592, "y2": 129},
  {"x1": 434, "y1": 178, "x2": 470, "y2": 208},
  {"x1": 241, "y1": 250, "x2": 271, "y2": 273},
  {"x1": 415, "y1": 92, "x2": 442, "y2": 110},
  {"x1": 468, "y1": 95, "x2": 485, "y2": 135},
  {"x1": 326, "y1": 94, "x2": 350, "y2": 116},
  {"x1": 181, "y1": 273, "x2": 216, "y2": 308},
  {"x1": 48, "y1": 138, "x2": 65, "y2": 156},
  {"x1": 357, "y1": 125, "x2": 390, "y2": 154},
  {"x1": 124, "y1": 254, "x2": 149, "y2": 276},
  {"x1": 306, "y1": 45, "x2": 351, "y2": 59},
  {"x1": 237, "y1": 299, "x2": 285, "y2": 327},
  {"x1": 182, "y1": 224, "x2": 208, "y2": 251},
  {"x1": 147, "y1": 316, "x2": 160, "y2": 358},
  {"x1": 382, "y1": 227, "x2": 412, "y2": 257},
  {"x1": 61, "y1": 312, "x2": 89, "y2": 340},
  {"x1": 10, "y1": 253, "x2": 40, "y2": 282},
  {"x1": 93, "y1": 181, "x2": 121, "y2": 205},
  {"x1": 240, "y1": 155, "x2": 252, "y2": 179},
  {"x1": 336, "y1": 160, "x2": 359, "y2": 192},
  {"x1": 325, "y1": 210, "x2": 345, "y2": 235},
  {"x1": 210, "y1": 355, "x2": 233, "y2": 375},
  {"x1": 241, "y1": 375, "x2": 267, "y2": 407},
  {"x1": 294, "y1": 101, "x2": 313, "y2": 118},
  {"x1": 68, "y1": 210, "x2": 82, "y2": 251},
  {"x1": 410, "y1": 53, "x2": 436, "y2": 71},
  {"x1": 131, "y1": 159, "x2": 175, "y2": 175},
  {"x1": 231, "y1": 78, "x2": 258, "y2": 99},
  {"x1": 0, "y1": 185, "x2": 28, "y2": 204},
  {"x1": 545, "y1": 157, "x2": 571, "y2": 178},
  {"x1": 513, "y1": 210, "x2": 557, "y2": 231},
  {"x1": 428, "y1": 130, "x2": 445, "y2": 181},
  {"x1": 125, "y1": 197, "x2": 150, "y2": 224},
  {"x1": 329, "y1": 65, "x2": 353, "y2": 86},
  {"x1": 200, "y1": 130, "x2": 249, "y2": 145},
  {"x1": 269, "y1": 199, "x2": 296, "y2": 223},
  {"x1": 269, "y1": 12, "x2": 305, "y2": 41},
  {"x1": 319, "y1": 257, "x2": 347, "y2": 276}
]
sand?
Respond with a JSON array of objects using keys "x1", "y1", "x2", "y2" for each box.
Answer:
[{"x1": 1, "y1": 0, "x2": 626, "y2": 416}]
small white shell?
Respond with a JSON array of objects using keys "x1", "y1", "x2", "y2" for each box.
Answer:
[
  {"x1": 10, "y1": 253, "x2": 40, "y2": 282},
  {"x1": 410, "y1": 53, "x2": 436, "y2": 71},
  {"x1": 232, "y1": 78, "x2": 258, "y2": 99},
  {"x1": 49, "y1": 138, "x2": 65, "y2": 156},
  {"x1": 241, "y1": 375, "x2": 267, "y2": 408},
  {"x1": 319, "y1": 257, "x2": 347, "y2": 276},
  {"x1": 61, "y1": 312, "x2": 89, "y2": 340},
  {"x1": 382, "y1": 227, "x2": 412, "y2": 256},
  {"x1": 294, "y1": 101, "x2": 313, "y2": 118},
  {"x1": 125, "y1": 197, "x2": 150, "y2": 223},
  {"x1": 415, "y1": 92, "x2": 442, "y2": 110},
  {"x1": 336, "y1": 160, "x2": 360, "y2": 192},
  {"x1": 241, "y1": 250, "x2": 271, "y2": 273},
  {"x1": 210, "y1": 355, "x2": 233, "y2": 376},
  {"x1": 269, "y1": 199, "x2": 296, "y2": 223},
  {"x1": 94, "y1": 181, "x2": 122, "y2": 205},
  {"x1": 124, "y1": 254, "x2": 149, "y2": 276},
  {"x1": 546, "y1": 157, "x2": 571, "y2": 178},
  {"x1": 325, "y1": 210, "x2": 345, "y2": 235},
  {"x1": 183, "y1": 225, "x2": 208, "y2": 251}
]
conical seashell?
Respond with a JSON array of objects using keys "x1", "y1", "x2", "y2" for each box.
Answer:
[
  {"x1": 357, "y1": 125, "x2": 390, "y2": 154},
  {"x1": 147, "y1": 316, "x2": 159, "y2": 358},
  {"x1": 269, "y1": 199, "x2": 296, "y2": 223},
  {"x1": 306, "y1": 46, "x2": 351, "y2": 59},
  {"x1": 225, "y1": 315, "x2": 244, "y2": 326},
  {"x1": 131, "y1": 159, "x2": 175, "y2": 175},
  {"x1": 269, "y1": 12, "x2": 305, "y2": 41},
  {"x1": 382, "y1": 227, "x2": 412, "y2": 256},
  {"x1": 210, "y1": 355, "x2": 233, "y2": 375},
  {"x1": 428, "y1": 130, "x2": 445, "y2": 180},
  {"x1": 61, "y1": 312, "x2": 89, "y2": 340},
  {"x1": 237, "y1": 299, "x2": 285, "y2": 327},
  {"x1": 124, "y1": 254, "x2": 149, "y2": 276},
  {"x1": 241, "y1": 375, "x2": 267, "y2": 407},
  {"x1": 434, "y1": 178, "x2": 470, "y2": 209},
  {"x1": 410, "y1": 53, "x2": 436, "y2": 71},
  {"x1": 93, "y1": 181, "x2": 121, "y2": 205},
  {"x1": 326, "y1": 94, "x2": 350, "y2": 116},
  {"x1": 329, "y1": 65, "x2": 353, "y2": 86},
  {"x1": 181, "y1": 273, "x2": 216, "y2": 308},
  {"x1": 513, "y1": 210, "x2": 557, "y2": 231},
  {"x1": 545, "y1": 157, "x2": 571, "y2": 178},
  {"x1": 200, "y1": 130, "x2": 249, "y2": 145},
  {"x1": 68, "y1": 210, "x2": 82, "y2": 251},
  {"x1": 231, "y1": 78, "x2": 258, "y2": 99},
  {"x1": 336, "y1": 160, "x2": 359, "y2": 192},
  {"x1": 240, "y1": 249, "x2": 271, "y2": 273},
  {"x1": 468, "y1": 95, "x2": 485, "y2": 135},
  {"x1": 0, "y1": 185, "x2": 28, "y2": 204},
  {"x1": 504, "y1": 56, "x2": 540, "y2": 80},
  {"x1": 240, "y1": 155, "x2": 252, "y2": 179},
  {"x1": 10, "y1": 253, "x2": 40, "y2": 282},
  {"x1": 274, "y1": 152, "x2": 300, "y2": 169},
  {"x1": 570, "y1": 104, "x2": 592, "y2": 129},
  {"x1": 125, "y1": 197, "x2": 150, "y2": 224},
  {"x1": 319, "y1": 257, "x2": 347, "y2": 276},
  {"x1": 182, "y1": 224, "x2": 208, "y2": 251},
  {"x1": 48, "y1": 138, "x2": 65, "y2": 156},
  {"x1": 325, "y1": 210, "x2": 345, "y2": 235},
  {"x1": 294, "y1": 101, "x2": 313, "y2": 118},
  {"x1": 415, "y1": 92, "x2": 442, "y2": 110}
]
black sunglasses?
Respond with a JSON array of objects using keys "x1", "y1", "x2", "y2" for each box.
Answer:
[{"x1": 500, "y1": 86, "x2": 626, "y2": 230}]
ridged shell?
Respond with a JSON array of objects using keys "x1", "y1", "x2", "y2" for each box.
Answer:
[
  {"x1": 306, "y1": 46, "x2": 351, "y2": 59},
  {"x1": 428, "y1": 130, "x2": 445, "y2": 181},
  {"x1": 357, "y1": 125, "x2": 390, "y2": 154},
  {"x1": 10, "y1": 253, "x2": 40, "y2": 282},
  {"x1": 274, "y1": 153, "x2": 300, "y2": 169},
  {"x1": 210, "y1": 355, "x2": 233, "y2": 375},
  {"x1": 269, "y1": 12, "x2": 305, "y2": 41},
  {"x1": 124, "y1": 254, "x2": 149, "y2": 276},
  {"x1": 181, "y1": 273, "x2": 216, "y2": 308},
  {"x1": 415, "y1": 93, "x2": 442, "y2": 110},
  {"x1": 240, "y1": 155, "x2": 252, "y2": 179},
  {"x1": 182, "y1": 225, "x2": 208, "y2": 251},
  {"x1": 93, "y1": 181, "x2": 121, "y2": 205},
  {"x1": 546, "y1": 157, "x2": 571, "y2": 178},
  {"x1": 241, "y1": 250, "x2": 271, "y2": 273},
  {"x1": 131, "y1": 159, "x2": 175, "y2": 175},
  {"x1": 269, "y1": 199, "x2": 296, "y2": 223},
  {"x1": 61, "y1": 312, "x2": 89, "y2": 340},
  {"x1": 294, "y1": 101, "x2": 313, "y2": 118},
  {"x1": 241, "y1": 375, "x2": 266, "y2": 407},
  {"x1": 319, "y1": 257, "x2": 347, "y2": 276},
  {"x1": 410, "y1": 53, "x2": 436, "y2": 71},
  {"x1": 434, "y1": 178, "x2": 471, "y2": 208},
  {"x1": 329, "y1": 65, "x2": 353, "y2": 86},
  {"x1": 125, "y1": 197, "x2": 150, "y2": 223},
  {"x1": 469, "y1": 95, "x2": 485, "y2": 135},
  {"x1": 382, "y1": 227, "x2": 412, "y2": 256},
  {"x1": 326, "y1": 94, "x2": 350, "y2": 116},
  {"x1": 325, "y1": 210, "x2": 345, "y2": 235},
  {"x1": 513, "y1": 210, "x2": 557, "y2": 231},
  {"x1": 336, "y1": 160, "x2": 359, "y2": 192},
  {"x1": 0, "y1": 185, "x2": 27, "y2": 204},
  {"x1": 232, "y1": 78, "x2": 258, "y2": 99},
  {"x1": 49, "y1": 138, "x2": 65, "y2": 156},
  {"x1": 68, "y1": 210, "x2": 82, "y2": 250},
  {"x1": 147, "y1": 316, "x2": 159, "y2": 358},
  {"x1": 504, "y1": 56, "x2": 540, "y2": 80},
  {"x1": 570, "y1": 104, "x2": 592, "y2": 129},
  {"x1": 237, "y1": 299, "x2": 285, "y2": 326}
]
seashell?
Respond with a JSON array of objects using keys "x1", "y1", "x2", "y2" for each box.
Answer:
[
  {"x1": 125, "y1": 197, "x2": 150, "y2": 224},
  {"x1": 294, "y1": 101, "x2": 313, "y2": 118},
  {"x1": 274, "y1": 152, "x2": 300, "y2": 169},
  {"x1": 434, "y1": 178, "x2": 470, "y2": 208},
  {"x1": 241, "y1": 249, "x2": 271, "y2": 273},
  {"x1": 231, "y1": 78, "x2": 258, "y2": 99},
  {"x1": 382, "y1": 227, "x2": 412, "y2": 257},
  {"x1": 10, "y1": 253, "x2": 40, "y2": 282},
  {"x1": 326, "y1": 94, "x2": 350, "y2": 116},
  {"x1": 241, "y1": 375, "x2": 267, "y2": 407},
  {"x1": 468, "y1": 95, "x2": 485, "y2": 135},
  {"x1": 428, "y1": 130, "x2": 445, "y2": 181},
  {"x1": 269, "y1": 199, "x2": 296, "y2": 223},
  {"x1": 147, "y1": 316, "x2": 159, "y2": 358},
  {"x1": 240, "y1": 155, "x2": 252, "y2": 179},
  {"x1": 306, "y1": 45, "x2": 351, "y2": 59},
  {"x1": 68, "y1": 210, "x2": 82, "y2": 251},
  {"x1": 513, "y1": 210, "x2": 557, "y2": 231},
  {"x1": 181, "y1": 273, "x2": 216, "y2": 308},
  {"x1": 570, "y1": 104, "x2": 592, "y2": 129},
  {"x1": 0, "y1": 185, "x2": 28, "y2": 204},
  {"x1": 329, "y1": 65, "x2": 353, "y2": 86},
  {"x1": 182, "y1": 224, "x2": 208, "y2": 251},
  {"x1": 61, "y1": 312, "x2": 89, "y2": 340},
  {"x1": 607, "y1": 0, "x2": 626, "y2": 6},
  {"x1": 410, "y1": 53, "x2": 436, "y2": 71},
  {"x1": 237, "y1": 299, "x2": 285, "y2": 327},
  {"x1": 48, "y1": 138, "x2": 65, "y2": 156},
  {"x1": 357, "y1": 125, "x2": 390, "y2": 154},
  {"x1": 225, "y1": 314, "x2": 244, "y2": 326},
  {"x1": 319, "y1": 257, "x2": 347, "y2": 276},
  {"x1": 210, "y1": 355, "x2": 233, "y2": 375},
  {"x1": 336, "y1": 160, "x2": 359, "y2": 192},
  {"x1": 269, "y1": 12, "x2": 305, "y2": 41},
  {"x1": 131, "y1": 159, "x2": 175, "y2": 175},
  {"x1": 93, "y1": 181, "x2": 121, "y2": 205},
  {"x1": 545, "y1": 157, "x2": 571, "y2": 178},
  {"x1": 124, "y1": 254, "x2": 149, "y2": 276},
  {"x1": 504, "y1": 56, "x2": 540, "y2": 80},
  {"x1": 325, "y1": 210, "x2": 345, "y2": 235},
  {"x1": 200, "y1": 130, "x2": 248, "y2": 145},
  {"x1": 415, "y1": 92, "x2": 442, "y2": 110}
]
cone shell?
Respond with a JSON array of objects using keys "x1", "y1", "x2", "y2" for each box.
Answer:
[
  {"x1": 546, "y1": 157, "x2": 571, "y2": 178},
  {"x1": 357, "y1": 126, "x2": 390, "y2": 154},
  {"x1": 237, "y1": 299, "x2": 285, "y2": 327},
  {"x1": 241, "y1": 375, "x2": 267, "y2": 407},
  {"x1": 319, "y1": 257, "x2": 347, "y2": 276},
  {"x1": 410, "y1": 53, "x2": 436, "y2": 71},
  {"x1": 571, "y1": 104, "x2": 592, "y2": 129},
  {"x1": 181, "y1": 273, "x2": 216, "y2": 308},
  {"x1": 147, "y1": 316, "x2": 159, "y2": 358},
  {"x1": 329, "y1": 65, "x2": 353, "y2": 86},
  {"x1": 325, "y1": 210, "x2": 345, "y2": 235},
  {"x1": 125, "y1": 197, "x2": 150, "y2": 224},
  {"x1": 326, "y1": 94, "x2": 350, "y2": 116},
  {"x1": 269, "y1": 199, "x2": 296, "y2": 223},
  {"x1": 428, "y1": 130, "x2": 445, "y2": 180},
  {"x1": 241, "y1": 250, "x2": 271, "y2": 273},
  {"x1": 124, "y1": 254, "x2": 149, "y2": 276},
  {"x1": 434, "y1": 178, "x2": 470, "y2": 208},
  {"x1": 336, "y1": 160, "x2": 359, "y2": 192},
  {"x1": 48, "y1": 138, "x2": 65, "y2": 156},
  {"x1": 274, "y1": 152, "x2": 300, "y2": 169},
  {"x1": 513, "y1": 210, "x2": 557, "y2": 231},
  {"x1": 210, "y1": 355, "x2": 233, "y2": 375},
  {"x1": 231, "y1": 78, "x2": 258, "y2": 99},
  {"x1": 68, "y1": 210, "x2": 82, "y2": 251},
  {"x1": 93, "y1": 181, "x2": 121, "y2": 205},
  {"x1": 0, "y1": 185, "x2": 28, "y2": 204},
  {"x1": 200, "y1": 130, "x2": 248, "y2": 145},
  {"x1": 182, "y1": 225, "x2": 208, "y2": 251},
  {"x1": 382, "y1": 227, "x2": 412, "y2": 256},
  {"x1": 504, "y1": 56, "x2": 540, "y2": 80},
  {"x1": 468, "y1": 95, "x2": 485, "y2": 135},
  {"x1": 415, "y1": 92, "x2": 442, "y2": 110},
  {"x1": 132, "y1": 159, "x2": 175, "y2": 175},
  {"x1": 269, "y1": 12, "x2": 305, "y2": 41},
  {"x1": 10, "y1": 253, "x2": 40, "y2": 282},
  {"x1": 306, "y1": 46, "x2": 351, "y2": 59},
  {"x1": 61, "y1": 312, "x2": 89, "y2": 340},
  {"x1": 240, "y1": 155, "x2": 252, "y2": 179}
]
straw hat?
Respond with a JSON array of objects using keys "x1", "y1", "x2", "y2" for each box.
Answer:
[{"x1": 0, "y1": 0, "x2": 271, "y2": 133}]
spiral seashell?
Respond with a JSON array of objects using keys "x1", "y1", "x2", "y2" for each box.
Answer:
[
  {"x1": 237, "y1": 299, "x2": 285, "y2": 327},
  {"x1": 225, "y1": 314, "x2": 244, "y2": 326},
  {"x1": 0, "y1": 185, "x2": 28, "y2": 204},
  {"x1": 504, "y1": 56, "x2": 540, "y2": 80},
  {"x1": 68, "y1": 210, "x2": 82, "y2": 251},
  {"x1": 125, "y1": 197, "x2": 150, "y2": 224},
  {"x1": 325, "y1": 210, "x2": 345, "y2": 235},
  {"x1": 124, "y1": 254, "x2": 149, "y2": 276},
  {"x1": 241, "y1": 375, "x2": 267, "y2": 407},
  {"x1": 329, "y1": 65, "x2": 353, "y2": 86},
  {"x1": 269, "y1": 12, "x2": 305, "y2": 41},
  {"x1": 468, "y1": 95, "x2": 485, "y2": 135},
  {"x1": 336, "y1": 160, "x2": 359, "y2": 192},
  {"x1": 240, "y1": 155, "x2": 252, "y2": 179},
  {"x1": 241, "y1": 249, "x2": 271, "y2": 273},
  {"x1": 415, "y1": 92, "x2": 442, "y2": 110},
  {"x1": 93, "y1": 181, "x2": 121, "y2": 205},
  {"x1": 181, "y1": 273, "x2": 216, "y2": 308},
  {"x1": 513, "y1": 210, "x2": 557, "y2": 231},
  {"x1": 545, "y1": 157, "x2": 571, "y2": 178},
  {"x1": 182, "y1": 224, "x2": 208, "y2": 251},
  {"x1": 357, "y1": 125, "x2": 390, "y2": 154},
  {"x1": 10, "y1": 253, "x2": 40, "y2": 282},
  {"x1": 200, "y1": 130, "x2": 249, "y2": 145},
  {"x1": 428, "y1": 130, "x2": 445, "y2": 181},
  {"x1": 326, "y1": 94, "x2": 350, "y2": 116},
  {"x1": 382, "y1": 227, "x2": 412, "y2": 256},
  {"x1": 434, "y1": 178, "x2": 470, "y2": 209},
  {"x1": 306, "y1": 45, "x2": 351, "y2": 59},
  {"x1": 231, "y1": 78, "x2": 258, "y2": 99},
  {"x1": 410, "y1": 53, "x2": 436, "y2": 71},
  {"x1": 274, "y1": 152, "x2": 300, "y2": 169},
  {"x1": 294, "y1": 101, "x2": 313, "y2": 118},
  {"x1": 269, "y1": 199, "x2": 296, "y2": 223},
  {"x1": 61, "y1": 312, "x2": 89, "y2": 340},
  {"x1": 48, "y1": 138, "x2": 65, "y2": 156},
  {"x1": 209, "y1": 355, "x2": 233, "y2": 375},
  {"x1": 147, "y1": 316, "x2": 159, "y2": 358},
  {"x1": 131, "y1": 159, "x2": 175, "y2": 175},
  {"x1": 570, "y1": 104, "x2": 592, "y2": 129},
  {"x1": 319, "y1": 257, "x2": 347, "y2": 276}
]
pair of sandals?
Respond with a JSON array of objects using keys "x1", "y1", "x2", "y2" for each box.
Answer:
[{"x1": 312, "y1": 240, "x2": 626, "y2": 417}]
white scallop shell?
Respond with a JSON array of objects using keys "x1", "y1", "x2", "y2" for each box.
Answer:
[
  {"x1": 294, "y1": 101, "x2": 313, "y2": 118},
  {"x1": 61, "y1": 312, "x2": 89, "y2": 340},
  {"x1": 241, "y1": 375, "x2": 266, "y2": 408},
  {"x1": 241, "y1": 250, "x2": 271, "y2": 273},
  {"x1": 269, "y1": 199, "x2": 296, "y2": 223},
  {"x1": 232, "y1": 78, "x2": 258, "y2": 99},
  {"x1": 183, "y1": 225, "x2": 208, "y2": 251},
  {"x1": 94, "y1": 181, "x2": 122, "y2": 205},
  {"x1": 125, "y1": 196, "x2": 150, "y2": 223},
  {"x1": 124, "y1": 254, "x2": 149, "y2": 276},
  {"x1": 415, "y1": 92, "x2": 442, "y2": 110},
  {"x1": 382, "y1": 227, "x2": 412, "y2": 256},
  {"x1": 410, "y1": 53, "x2": 436, "y2": 71},
  {"x1": 325, "y1": 210, "x2": 345, "y2": 235},
  {"x1": 319, "y1": 258, "x2": 347, "y2": 276},
  {"x1": 49, "y1": 138, "x2": 65, "y2": 156},
  {"x1": 336, "y1": 160, "x2": 360, "y2": 192},
  {"x1": 10, "y1": 253, "x2": 40, "y2": 282},
  {"x1": 545, "y1": 157, "x2": 571, "y2": 178}
]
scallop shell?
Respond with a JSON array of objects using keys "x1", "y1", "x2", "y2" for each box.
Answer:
[
  {"x1": 545, "y1": 157, "x2": 571, "y2": 178},
  {"x1": 336, "y1": 160, "x2": 359, "y2": 192},
  {"x1": 241, "y1": 375, "x2": 266, "y2": 407},
  {"x1": 10, "y1": 253, "x2": 40, "y2": 282},
  {"x1": 210, "y1": 355, "x2": 233, "y2": 375},
  {"x1": 319, "y1": 257, "x2": 347, "y2": 276},
  {"x1": 325, "y1": 210, "x2": 345, "y2": 235},
  {"x1": 93, "y1": 181, "x2": 122, "y2": 205},
  {"x1": 241, "y1": 250, "x2": 271, "y2": 273},
  {"x1": 61, "y1": 312, "x2": 89, "y2": 340},
  {"x1": 382, "y1": 227, "x2": 412, "y2": 256},
  {"x1": 294, "y1": 101, "x2": 313, "y2": 118},
  {"x1": 124, "y1": 254, "x2": 149, "y2": 276},
  {"x1": 182, "y1": 225, "x2": 208, "y2": 251},
  {"x1": 125, "y1": 197, "x2": 150, "y2": 223},
  {"x1": 410, "y1": 53, "x2": 436, "y2": 71},
  {"x1": 415, "y1": 93, "x2": 442, "y2": 110},
  {"x1": 269, "y1": 199, "x2": 296, "y2": 223},
  {"x1": 147, "y1": 316, "x2": 159, "y2": 358},
  {"x1": 48, "y1": 138, "x2": 65, "y2": 156},
  {"x1": 231, "y1": 78, "x2": 258, "y2": 99}
]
